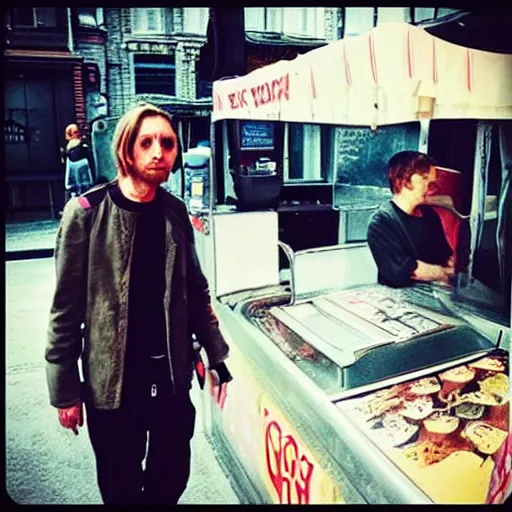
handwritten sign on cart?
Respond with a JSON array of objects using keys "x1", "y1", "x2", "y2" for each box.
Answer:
[{"x1": 241, "y1": 121, "x2": 274, "y2": 150}]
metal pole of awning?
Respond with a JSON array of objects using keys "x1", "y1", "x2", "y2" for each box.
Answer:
[
  {"x1": 178, "y1": 120, "x2": 184, "y2": 150},
  {"x1": 418, "y1": 118, "x2": 430, "y2": 154},
  {"x1": 417, "y1": 97, "x2": 436, "y2": 154},
  {"x1": 467, "y1": 121, "x2": 493, "y2": 280}
]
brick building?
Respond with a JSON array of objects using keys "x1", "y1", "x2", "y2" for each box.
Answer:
[
  {"x1": 4, "y1": 7, "x2": 472, "y2": 220},
  {"x1": 71, "y1": 8, "x2": 212, "y2": 120}
]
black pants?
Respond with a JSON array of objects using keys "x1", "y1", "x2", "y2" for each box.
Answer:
[{"x1": 85, "y1": 358, "x2": 195, "y2": 505}]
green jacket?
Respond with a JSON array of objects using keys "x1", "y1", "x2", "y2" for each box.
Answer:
[{"x1": 45, "y1": 182, "x2": 229, "y2": 410}]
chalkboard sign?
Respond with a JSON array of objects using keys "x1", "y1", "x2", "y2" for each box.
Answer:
[
  {"x1": 241, "y1": 121, "x2": 274, "y2": 150},
  {"x1": 336, "y1": 123, "x2": 421, "y2": 187}
]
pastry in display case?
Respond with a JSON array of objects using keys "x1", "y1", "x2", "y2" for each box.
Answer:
[
  {"x1": 408, "y1": 377, "x2": 441, "y2": 396},
  {"x1": 439, "y1": 365, "x2": 476, "y2": 395},
  {"x1": 469, "y1": 356, "x2": 506, "y2": 373},
  {"x1": 399, "y1": 396, "x2": 435, "y2": 421},
  {"x1": 337, "y1": 349, "x2": 509, "y2": 502},
  {"x1": 461, "y1": 422, "x2": 509, "y2": 455},
  {"x1": 423, "y1": 412, "x2": 460, "y2": 436}
]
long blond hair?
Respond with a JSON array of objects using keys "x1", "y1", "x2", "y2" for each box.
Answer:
[
  {"x1": 65, "y1": 123, "x2": 80, "y2": 141},
  {"x1": 112, "y1": 103, "x2": 177, "y2": 178}
]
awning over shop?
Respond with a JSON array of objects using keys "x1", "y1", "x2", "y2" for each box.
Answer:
[
  {"x1": 4, "y1": 48, "x2": 83, "y2": 69},
  {"x1": 131, "y1": 94, "x2": 212, "y2": 117},
  {"x1": 212, "y1": 22, "x2": 512, "y2": 127}
]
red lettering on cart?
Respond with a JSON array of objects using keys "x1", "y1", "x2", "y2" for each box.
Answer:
[
  {"x1": 240, "y1": 89, "x2": 248, "y2": 107},
  {"x1": 264, "y1": 408, "x2": 314, "y2": 504},
  {"x1": 251, "y1": 73, "x2": 290, "y2": 108},
  {"x1": 228, "y1": 89, "x2": 249, "y2": 110},
  {"x1": 214, "y1": 92, "x2": 223, "y2": 112},
  {"x1": 228, "y1": 93, "x2": 237, "y2": 109}
]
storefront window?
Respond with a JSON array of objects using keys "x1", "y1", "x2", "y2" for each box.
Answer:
[
  {"x1": 285, "y1": 123, "x2": 332, "y2": 182},
  {"x1": 134, "y1": 54, "x2": 176, "y2": 96}
]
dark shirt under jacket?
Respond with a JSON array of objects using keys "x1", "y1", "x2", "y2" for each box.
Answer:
[
  {"x1": 108, "y1": 185, "x2": 167, "y2": 384},
  {"x1": 367, "y1": 200, "x2": 452, "y2": 288}
]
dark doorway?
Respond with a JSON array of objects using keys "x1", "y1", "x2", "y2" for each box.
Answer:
[{"x1": 4, "y1": 68, "x2": 74, "y2": 219}]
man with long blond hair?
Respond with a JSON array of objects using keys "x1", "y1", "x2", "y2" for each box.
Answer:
[{"x1": 45, "y1": 103, "x2": 232, "y2": 505}]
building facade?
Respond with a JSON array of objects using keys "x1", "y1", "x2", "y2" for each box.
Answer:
[
  {"x1": 4, "y1": 7, "x2": 466, "y2": 220},
  {"x1": 4, "y1": 7, "x2": 85, "y2": 220},
  {"x1": 85, "y1": 8, "x2": 211, "y2": 118}
]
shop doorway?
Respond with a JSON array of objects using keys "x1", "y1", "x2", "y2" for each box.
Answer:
[{"x1": 4, "y1": 69, "x2": 74, "y2": 219}]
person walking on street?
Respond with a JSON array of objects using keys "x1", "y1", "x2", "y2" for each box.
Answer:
[
  {"x1": 367, "y1": 150, "x2": 455, "y2": 288},
  {"x1": 63, "y1": 123, "x2": 95, "y2": 203},
  {"x1": 45, "y1": 104, "x2": 232, "y2": 505}
]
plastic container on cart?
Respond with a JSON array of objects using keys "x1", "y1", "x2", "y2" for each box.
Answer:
[{"x1": 184, "y1": 146, "x2": 210, "y2": 212}]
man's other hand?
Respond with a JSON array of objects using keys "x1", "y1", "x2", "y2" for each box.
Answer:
[
  {"x1": 58, "y1": 403, "x2": 84, "y2": 435},
  {"x1": 413, "y1": 260, "x2": 454, "y2": 284},
  {"x1": 209, "y1": 362, "x2": 232, "y2": 409}
]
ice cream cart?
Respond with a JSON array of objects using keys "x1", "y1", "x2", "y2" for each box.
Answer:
[{"x1": 189, "y1": 22, "x2": 512, "y2": 504}]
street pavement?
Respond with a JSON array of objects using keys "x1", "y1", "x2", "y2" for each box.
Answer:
[
  {"x1": 5, "y1": 224, "x2": 239, "y2": 505},
  {"x1": 5, "y1": 220, "x2": 60, "y2": 250}
]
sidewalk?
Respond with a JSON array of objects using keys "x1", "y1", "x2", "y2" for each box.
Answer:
[{"x1": 5, "y1": 220, "x2": 60, "y2": 260}]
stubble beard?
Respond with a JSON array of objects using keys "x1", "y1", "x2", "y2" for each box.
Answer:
[{"x1": 129, "y1": 165, "x2": 170, "y2": 187}]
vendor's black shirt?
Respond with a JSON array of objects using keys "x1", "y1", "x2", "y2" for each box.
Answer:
[
  {"x1": 109, "y1": 184, "x2": 167, "y2": 359},
  {"x1": 367, "y1": 200, "x2": 452, "y2": 288}
]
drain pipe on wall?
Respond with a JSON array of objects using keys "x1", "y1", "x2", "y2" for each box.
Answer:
[{"x1": 67, "y1": 8, "x2": 74, "y2": 53}]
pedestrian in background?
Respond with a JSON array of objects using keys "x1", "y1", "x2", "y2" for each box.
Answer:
[
  {"x1": 63, "y1": 123, "x2": 95, "y2": 203},
  {"x1": 45, "y1": 104, "x2": 232, "y2": 505},
  {"x1": 367, "y1": 150, "x2": 455, "y2": 287}
]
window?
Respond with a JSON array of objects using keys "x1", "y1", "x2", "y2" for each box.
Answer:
[
  {"x1": 285, "y1": 123, "x2": 332, "y2": 182},
  {"x1": 134, "y1": 54, "x2": 175, "y2": 96},
  {"x1": 245, "y1": 8, "x2": 325, "y2": 38},
  {"x1": 245, "y1": 8, "x2": 265, "y2": 31},
  {"x1": 12, "y1": 7, "x2": 57, "y2": 28},
  {"x1": 284, "y1": 8, "x2": 324, "y2": 38},
  {"x1": 344, "y1": 7, "x2": 374, "y2": 36},
  {"x1": 267, "y1": 8, "x2": 283, "y2": 32},
  {"x1": 414, "y1": 8, "x2": 436, "y2": 23},
  {"x1": 132, "y1": 8, "x2": 164, "y2": 34},
  {"x1": 437, "y1": 8, "x2": 462, "y2": 18},
  {"x1": 13, "y1": 8, "x2": 35, "y2": 26},
  {"x1": 377, "y1": 8, "x2": 410, "y2": 25},
  {"x1": 196, "y1": 78, "x2": 212, "y2": 99},
  {"x1": 77, "y1": 8, "x2": 104, "y2": 28},
  {"x1": 183, "y1": 8, "x2": 208, "y2": 35}
]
